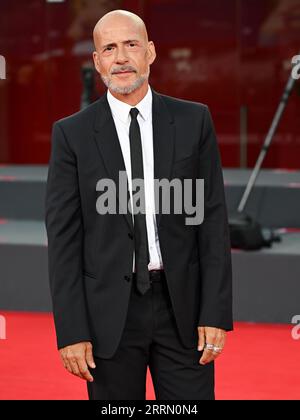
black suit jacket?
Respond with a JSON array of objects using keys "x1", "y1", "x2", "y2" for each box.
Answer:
[{"x1": 45, "y1": 88, "x2": 233, "y2": 359}]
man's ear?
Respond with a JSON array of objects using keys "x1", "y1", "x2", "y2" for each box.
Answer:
[
  {"x1": 93, "y1": 51, "x2": 101, "y2": 74},
  {"x1": 147, "y1": 41, "x2": 156, "y2": 65}
]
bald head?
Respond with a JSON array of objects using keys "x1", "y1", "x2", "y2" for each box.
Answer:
[{"x1": 93, "y1": 10, "x2": 148, "y2": 50}]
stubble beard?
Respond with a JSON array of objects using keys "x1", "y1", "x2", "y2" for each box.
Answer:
[{"x1": 101, "y1": 68, "x2": 150, "y2": 95}]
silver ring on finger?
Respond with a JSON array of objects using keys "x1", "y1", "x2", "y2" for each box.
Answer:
[
  {"x1": 204, "y1": 343, "x2": 215, "y2": 351},
  {"x1": 212, "y1": 346, "x2": 223, "y2": 354}
]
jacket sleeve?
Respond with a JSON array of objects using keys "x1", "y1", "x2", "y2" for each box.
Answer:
[
  {"x1": 45, "y1": 121, "x2": 92, "y2": 349},
  {"x1": 197, "y1": 106, "x2": 233, "y2": 331}
]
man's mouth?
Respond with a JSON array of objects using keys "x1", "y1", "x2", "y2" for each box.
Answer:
[{"x1": 112, "y1": 70, "x2": 136, "y2": 75}]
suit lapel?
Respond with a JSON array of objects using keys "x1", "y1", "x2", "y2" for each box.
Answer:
[
  {"x1": 93, "y1": 88, "x2": 175, "y2": 232},
  {"x1": 93, "y1": 93, "x2": 133, "y2": 233}
]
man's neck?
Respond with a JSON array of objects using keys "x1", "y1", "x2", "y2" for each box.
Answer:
[{"x1": 108, "y1": 82, "x2": 149, "y2": 106}]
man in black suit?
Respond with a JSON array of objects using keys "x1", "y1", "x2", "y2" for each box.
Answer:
[{"x1": 45, "y1": 9, "x2": 233, "y2": 400}]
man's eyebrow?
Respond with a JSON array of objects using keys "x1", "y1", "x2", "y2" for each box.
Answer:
[{"x1": 102, "y1": 39, "x2": 140, "y2": 49}]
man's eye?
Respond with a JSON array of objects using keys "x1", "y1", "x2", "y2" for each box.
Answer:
[
  {"x1": 129, "y1": 43, "x2": 136, "y2": 47},
  {"x1": 105, "y1": 47, "x2": 113, "y2": 51}
]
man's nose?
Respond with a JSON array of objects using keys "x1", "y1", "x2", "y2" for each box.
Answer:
[{"x1": 115, "y1": 46, "x2": 128, "y2": 64}]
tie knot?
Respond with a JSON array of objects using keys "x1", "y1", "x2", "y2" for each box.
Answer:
[{"x1": 130, "y1": 107, "x2": 139, "y2": 120}]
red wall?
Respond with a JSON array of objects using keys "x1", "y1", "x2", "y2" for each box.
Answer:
[{"x1": 0, "y1": 0, "x2": 299, "y2": 168}]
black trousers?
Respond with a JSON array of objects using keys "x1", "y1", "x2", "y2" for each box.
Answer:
[{"x1": 87, "y1": 271, "x2": 215, "y2": 400}]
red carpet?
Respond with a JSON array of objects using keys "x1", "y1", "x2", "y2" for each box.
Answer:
[{"x1": 0, "y1": 312, "x2": 299, "y2": 400}]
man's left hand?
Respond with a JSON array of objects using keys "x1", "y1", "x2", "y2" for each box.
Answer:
[{"x1": 197, "y1": 326, "x2": 226, "y2": 365}]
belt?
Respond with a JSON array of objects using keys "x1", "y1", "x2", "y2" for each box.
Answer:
[
  {"x1": 132, "y1": 269, "x2": 165, "y2": 283},
  {"x1": 149, "y1": 269, "x2": 165, "y2": 283}
]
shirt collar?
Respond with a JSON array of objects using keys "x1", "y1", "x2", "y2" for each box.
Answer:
[{"x1": 107, "y1": 85, "x2": 152, "y2": 124}]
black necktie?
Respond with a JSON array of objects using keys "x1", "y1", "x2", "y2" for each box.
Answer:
[{"x1": 129, "y1": 108, "x2": 150, "y2": 295}]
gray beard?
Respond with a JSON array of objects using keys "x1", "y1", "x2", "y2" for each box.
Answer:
[{"x1": 101, "y1": 70, "x2": 150, "y2": 95}]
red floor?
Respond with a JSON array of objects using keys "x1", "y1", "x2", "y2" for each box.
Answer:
[{"x1": 0, "y1": 312, "x2": 299, "y2": 400}]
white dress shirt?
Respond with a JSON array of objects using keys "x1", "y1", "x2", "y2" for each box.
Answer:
[{"x1": 107, "y1": 85, "x2": 163, "y2": 272}]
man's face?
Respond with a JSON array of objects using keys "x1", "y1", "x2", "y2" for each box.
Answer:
[{"x1": 93, "y1": 18, "x2": 156, "y2": 94}]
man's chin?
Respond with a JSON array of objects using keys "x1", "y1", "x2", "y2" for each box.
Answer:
[
  {"x1": 108, "y1": 84, "x2": 134, "y2": 95},
  {"x1": 109, "y1": 80, "x2": 146, "y2": 95},
  {"x1": 101, "y1": 72, "x2": 149, "y2": 95}
]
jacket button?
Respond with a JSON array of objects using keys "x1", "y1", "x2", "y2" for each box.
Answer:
[
  {"x1": 124, "y1": 275, "x2": 131, "y2": 282},
  {"x1": 128, "y1": 233, "x2": 133, "y2": 240}
]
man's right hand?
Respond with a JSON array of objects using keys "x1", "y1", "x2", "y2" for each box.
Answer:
[{"x1": 59, "y1": 341, "x2": 96, "y2": 382}]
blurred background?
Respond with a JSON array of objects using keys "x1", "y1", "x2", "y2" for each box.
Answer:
[
  {"x1": 0, "y1": 0, "x2": 300, "y2": 166},
  {"x1": 0, "y1": 0, "x2": 300, "y2": 400}
]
